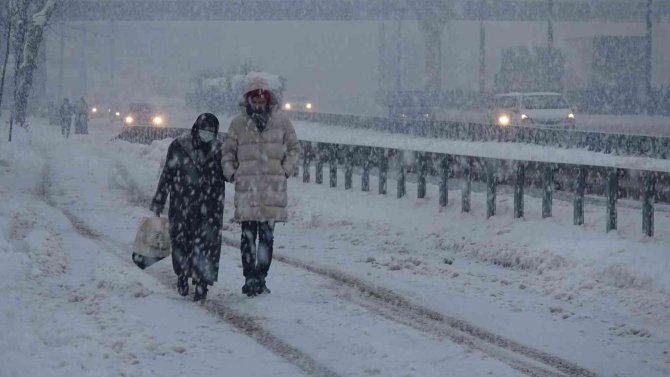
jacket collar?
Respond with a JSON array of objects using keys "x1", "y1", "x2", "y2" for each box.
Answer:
[
  {"x1": 177, "y1": 134, "x2": 221, "y2": 169},
  {"x1": 242, "y1": 109, "x2": 276, "y2": 134}
]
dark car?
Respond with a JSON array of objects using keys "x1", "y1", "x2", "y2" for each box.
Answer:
[{"x1": 124, "y1": 103, "x2": 165, "y2": 127}]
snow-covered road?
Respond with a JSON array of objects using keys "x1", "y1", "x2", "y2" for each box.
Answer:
[{"x1": 1, "y1": 117, "x2": 669, "y2": 377}]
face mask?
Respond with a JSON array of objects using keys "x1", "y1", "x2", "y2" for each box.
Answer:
[{"x1": 199, "y1": 130, "x2": 216, "y2": 143}]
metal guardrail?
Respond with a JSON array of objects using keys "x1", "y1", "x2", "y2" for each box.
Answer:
[
  {"x1": 287, "y1": 111, "x2": 670, "y2": 160},
  {"x1": 115, "y1": 126, "x2": 666, "y2": 237},
  {"x1": 112, "y1": 126, "x2": 189, "y2": 144}
]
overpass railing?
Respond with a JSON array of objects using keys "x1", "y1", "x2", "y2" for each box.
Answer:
[
  {"x1": 287, "y1": 111, "x2": 670, "y2": 160},
  {"x1": 115, "y1": 126, "x2": 669, "y2": 237}
]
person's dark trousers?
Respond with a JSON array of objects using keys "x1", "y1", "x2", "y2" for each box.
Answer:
[
  {"x1": 240, "y1": 221, "x2": 275, "y2": 279},
  {"x1": 61, "y1": 122, "x2": 70, "y2": 138}
]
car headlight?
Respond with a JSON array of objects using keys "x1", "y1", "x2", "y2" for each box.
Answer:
[
  {"x1": 498, "y1": 115, "x2": 510, "y2": 126},
  {"x1": 125, "y1": 116, "x2": 134, "y2": 124},
  {"x1": 91, "y1": 107, "x2": 97, "y2": 113},
  {"x1": 284, "y1": 103, "x2": 291, "y2": 110},
  {"x1": 305, "y1": 103, "x2": 312, "y2": 110},
  {"x1": 152, "y1": 116, "x2": 163, "y2": 126},
  {"x1": 115, "y1": 112, "x2": 120, "y2": 117},
  {"x1": 521, "y1": 114, "x2": 528, "y2": 120},
  {"x1": 568, "y1": 113, "x2": 575, "y2": 119}
]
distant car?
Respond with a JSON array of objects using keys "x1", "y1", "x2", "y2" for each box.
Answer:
[
  {"x1": 105, "y1": 103, "x2": 123, "y2": 122},
  {"x1": 124, "y1": 103, "x2": 165, "y2": 127},
  {"x1": 282, "y1": 96, "x2": 313, "y2": 112},
  {"x1": 490, "y1": 92, "x2": 575, "y2": 128},
  {"x1": 391, "y1": 107, "x2": 434, "y2": 120}
]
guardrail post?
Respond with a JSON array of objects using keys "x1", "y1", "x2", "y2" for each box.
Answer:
[
  {"x1": 462, "y1": 157, "x2": 472, "y2": 213},
  {"x1": 417, "y1": 152, "x2": 427, "y2": 199},
  {"x1": 606, "y1": 168, "x2": 619, "y2": 232},
  {"x1": 379, "y1": 148, "x2": 388, "y2": 195},
  {"x1": 315, "y1": 143, "x2": 324, "y2": 184},
  {"x1": 344, "y1": 146, "x2": 353, "y2": 189},
  {"x1": 643, "y1": 171, "x2": 655, "y2": 237},
  {"x1": 439, "y1": 154, "x2": 449, "y2": 207},
  {"x1": 574, "y1": 166, "x2": 585, "y2": 225},
  {"x1": 397, "y1": 151, "x2": 406, "y2": 198},
  {"x1": 542, "y1": 164, "x2": 554, "y2": 218},
  {"x1": 362, "y1": 147, "x2": 370, "y2": 192},
  {"x1": 329, "y1": 144, "x2": 337, "y2": 188},
  {"x1": 302, "y1": 142, "x2": 311, "y2": 183},
  {"x1": 486, "y1": 159, "x2": 496, "y2": 218},
  {"x1": 514, "y1": 162, "x2": 525, "y2": 218}
]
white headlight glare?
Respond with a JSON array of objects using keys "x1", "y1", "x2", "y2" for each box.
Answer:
[
  {"x1": 92, "y1": 107, "x2": 97, "y2": 113},
  {"x1": 568, "y1": 113, "x2": 575, "y2": 119},
  {"x1": 498, "y1": 115, "x2": 510, "y2": 126},
  {"x1": 521, "y1": 114, "x2": 528, "y2": 120},
  {"x1": 152, "y1": 116, "x2": 163, "y2": 125},
  {"x1": 306, "y1": 103, "x2": 312, "y2": 109},
  {"x1": 284, "y1": 103, "x2": 291, "y2": 110},
  {"x1": 125, "y1": 116, "x2": 133, "y2": 124}
]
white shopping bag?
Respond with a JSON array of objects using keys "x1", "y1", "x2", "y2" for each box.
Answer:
[{"x1": 132, "y1": 216, "x2": 171, "y2": 259}]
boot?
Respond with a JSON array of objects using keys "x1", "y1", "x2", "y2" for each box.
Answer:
[
  {"x1": 177, "y1": 274, "x2": 189, "y2": 297},
  {"x1": 256, "y1": 277, "x2": 271, "y2": 295},
  {"x1": 193, "y1": 283, "x2": 208, "y2": 302},
  {"x1": 241, "y1": 277, "x2": 259, "y2": 297}
]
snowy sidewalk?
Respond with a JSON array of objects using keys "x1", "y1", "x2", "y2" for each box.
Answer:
[{"x1": 1, "y1": 118, "x2": 669, "y2": 376}]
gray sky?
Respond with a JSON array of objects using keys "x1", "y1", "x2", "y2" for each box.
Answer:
[{"x1": 45, "y1": 18, "x2": 669, "y2": 116}]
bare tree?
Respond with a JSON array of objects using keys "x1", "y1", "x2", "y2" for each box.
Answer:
[
  {"x1": 0, "y1": 0, "x2": 13, "y2": 118},
  {"x1": 8, "y1": 0, "x2": 58, "y2": 142}
]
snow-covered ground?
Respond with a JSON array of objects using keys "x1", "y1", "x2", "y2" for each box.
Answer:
[{"x1": 1, "y1": 115, "x2": 669, "y2": 377}]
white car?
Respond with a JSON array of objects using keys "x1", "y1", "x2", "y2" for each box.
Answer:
[
  {"x1": 490, "y1": 92, "x2": 575, "y2": 128},
  {"x1": 283, "y1": 96, "x2": 313, "y2": 112}
]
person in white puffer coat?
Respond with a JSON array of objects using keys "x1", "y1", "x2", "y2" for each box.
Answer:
[{"x1": 221, "y1": 77, "x2": 300, "y2": 297}]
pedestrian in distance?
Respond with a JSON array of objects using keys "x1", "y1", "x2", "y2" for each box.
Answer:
[
  {"x1": 75, "y1": 97, "x2": 89, "y2": 134},
  {"x1": 221, "y1": 77, "x2": 301, "y2": 297},
  {"x1": 150, "y1": 113, "x2": 227, "y2": 302},
  {"x1": 59, "y1": 98, "x2": 74, "y2": 138}
]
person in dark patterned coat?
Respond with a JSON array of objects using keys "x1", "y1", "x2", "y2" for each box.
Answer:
[{"x1": 151, "y1": 113, "x2": 226, "y2": 301}]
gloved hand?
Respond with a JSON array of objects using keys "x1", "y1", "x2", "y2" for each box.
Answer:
[{"x1": 150, "y1": 203, "x2": 162, "y2": 217}]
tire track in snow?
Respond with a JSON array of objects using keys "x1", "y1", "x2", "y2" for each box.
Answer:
[
  {"x1": 111, "y1": 159, "x2": 598, "y2": 377},
  {"x1": 222, "y1": 235, "x2": 594, "y2": 377},
  {"x1": 279, "y1": 254, "x2": 596, "y2": 377},
  {"x1": 36, "y1": 163, "x2": 343, "y2": 377}
]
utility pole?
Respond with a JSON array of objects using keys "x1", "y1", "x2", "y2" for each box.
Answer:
[
  {"x1": 378, "y1": 21, "x2": 387, "y2": 89},
  {"x1": 547, "y1": 0, "x2": 555, "y2": 90},
  {"x1": 414, "y1": 1, "x2": 448, "y2": 95},
  {"x1": 79, "y1": 24, "x2": 87, "y2": 97},
  {"x1": 645, "y1": 0, "x2": 653, "y2": 114},
  {"x1": 547, "y1": 0, "x2": 554, "y2": 52},
  {"x1": 57, "y1": 25, "x2": 64, "y2": 102},
  {"x1": 109, "y1": 20, "x2": 116, "y2": 100},
  {"x1": 378, "y1": 21, "x2": 389, "y2": 115},
  {"x1": 394, "y1": 20, "x2": 402, "y2": 91},
  {"x1": 479, "y1": 0, "x2": 486, "y2": 96}
]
